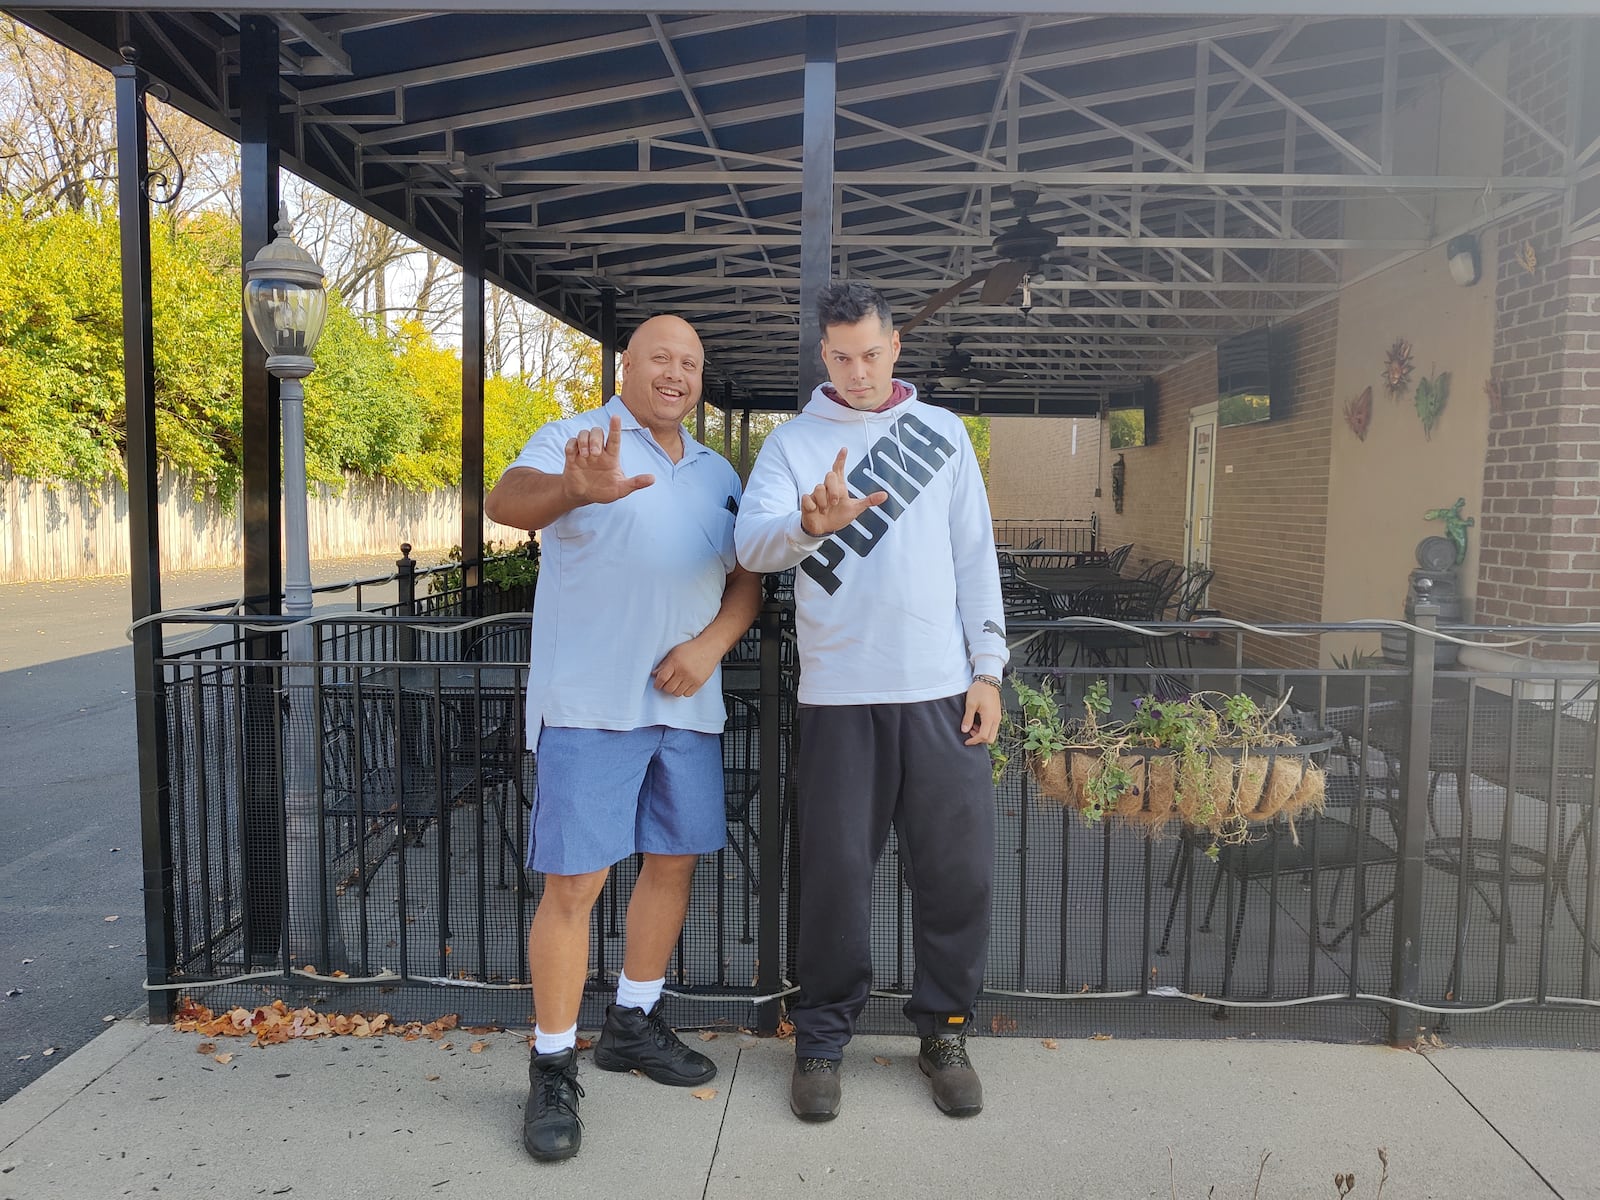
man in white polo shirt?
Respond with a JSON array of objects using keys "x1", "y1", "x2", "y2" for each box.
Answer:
[{"x1": 485, "y1": 314, "x2": 760, "y2": 1163}]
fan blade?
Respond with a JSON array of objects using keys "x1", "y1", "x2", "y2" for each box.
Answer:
[
  {"x1": 902, "y1": 270, "x2": 988, "y2": 333},
  {"x1": 978, "y1": 258, "x2": 1030, "y2": 305},
  {"x1": 968, "y1": 366, "x2": 1011, "y2": 384}
]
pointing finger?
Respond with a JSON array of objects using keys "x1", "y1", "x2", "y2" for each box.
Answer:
[
  {"x1": 605, "y1": 414, "x2": 624, "y2": 456},
  {"x1": 830, "y1": 447, "x2": 849, "y2": 479}
]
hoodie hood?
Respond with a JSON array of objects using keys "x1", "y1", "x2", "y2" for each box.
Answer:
[{"x1": 804, "y1": 379, "x2": 918, "y2": 421}]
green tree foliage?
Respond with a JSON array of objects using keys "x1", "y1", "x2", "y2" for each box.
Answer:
[{"x1": 0, "y1": 206, "x2": 574, "y2": 501}]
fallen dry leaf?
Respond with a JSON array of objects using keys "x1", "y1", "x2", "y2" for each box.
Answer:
[
  {"x1": 41, "y1": 1047, "x2": 58, "y2": 1056},
  {"x1": 697, "y1": 1031, "x2": 718, "y2": 1042},
  {"x1": 196, "y1": 1042, "x2": 217, "y2": 1056},
  {"x1": 102, "y1": 1015, "x2": 116, "y2": 1023},
  {"x1": 1090, "y1": 1033, "x2": 1113, "y2": 1041},
  {"x1": 103, "y1": 916, "x2": 119, "y2": 923},
  {"x1": 173, "y1": 997, "x2": 461, "y2": 1050},
  {"x1": 872, "y1": 1055, "x2": 891, "y2": 1067},
  {"x1": 425, "y1": 1074, "x2": 441, "y2": 1082},
  {"x1": 468, "y1": 1041, "x2": 488, "y2": 1054},
  {"x1": 213, "y1": 1053, "x2": 234, "y2": 1065},
  {"x1": 575, "y1": 1035, "x2": 594, "y2": 1051},
  {"x1": 690, "y1": 1088, "x2": 717, "y2": 1101},
  {"x1": 775, "y1": 1018, "x2": 795, "y2": 1040},
  {"x1": 990, "y1": 1014, "x2": 1018, "y2": 1035},
  {"x1": 1041, "y1": 1039, "x2": 1059, "y2": 1050}
]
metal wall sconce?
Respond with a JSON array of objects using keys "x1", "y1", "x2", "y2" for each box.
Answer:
[{"x1": 1446, "y1": 233, "x2": 1481, "y2": 287}]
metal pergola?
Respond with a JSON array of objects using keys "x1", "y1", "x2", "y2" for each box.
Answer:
[
  {"x1": 13, "y1": 3, "x2": 1600, "y2": 1020},
  {"x1": 16, "y1": 6, "x2": 1586, "y2": 417}
]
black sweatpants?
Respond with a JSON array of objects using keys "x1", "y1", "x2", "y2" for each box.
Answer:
[{"x1": 791, "y1": 693, "x2": 995, "y2": 1059}]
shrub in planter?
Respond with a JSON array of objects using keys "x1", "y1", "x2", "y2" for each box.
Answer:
[{"x1": 992, "y1": 678, "x2": 1330, "y2": 847}]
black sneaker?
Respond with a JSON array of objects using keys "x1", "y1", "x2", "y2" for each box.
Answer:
[
  {"x1": 523, "y1": 1046, "x2": 584, "y2": 1161},
  {"x1": 918, "y1": 1033, "x2": 983, "y2": 1117},
  {"x1": 592, "y1": 1000, "x2": 716, "y2": 1087},
  {"x1": 789, "y1": 1056, "x2": 841, "y2": 1122}
]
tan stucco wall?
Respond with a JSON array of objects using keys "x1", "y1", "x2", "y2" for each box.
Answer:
[
  {"x1": 1319, "y1": 239, "x2": 1496, "y2": 648},
  {"x1": 1317, "y1": 46, "x2": 1505, "y2": 661}
]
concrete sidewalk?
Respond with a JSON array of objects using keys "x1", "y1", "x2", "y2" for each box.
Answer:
[{"x1": 0, "y1": 1011, "x2": 1592, "y2": 1200}]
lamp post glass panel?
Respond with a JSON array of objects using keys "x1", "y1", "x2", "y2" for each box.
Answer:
[{"x1": 243, "y1": 212, "x2": 343, "y2": 966}]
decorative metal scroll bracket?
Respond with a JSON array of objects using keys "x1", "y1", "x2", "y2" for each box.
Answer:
[{"x1": 118, "y1": 44, "x2": 186, "y2": 208}]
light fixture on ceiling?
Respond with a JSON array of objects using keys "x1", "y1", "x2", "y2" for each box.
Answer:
[
  {"x1": 1446, "y1": 233, "x2": 1481, "y2": 287},
  {"x1": 1018, "y1": 274, "x2": 1033, "y2": 319}
]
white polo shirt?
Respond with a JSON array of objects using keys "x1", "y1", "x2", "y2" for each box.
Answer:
[{"x1": 507, "y1": 397, "x2": 741, "y2": 743}]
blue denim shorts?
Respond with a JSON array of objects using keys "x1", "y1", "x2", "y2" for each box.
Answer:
[{"x1": 528, "y1": 724, "x2": 727, "y2": 876}]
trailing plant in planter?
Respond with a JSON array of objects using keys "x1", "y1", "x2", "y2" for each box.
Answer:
[{"x1": 993, "y1": 678, "x2": 1329, "y2": 848}]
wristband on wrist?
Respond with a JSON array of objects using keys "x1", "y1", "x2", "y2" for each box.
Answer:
[{"x1": 972, "y1": 674, "x2": 1002, "y2": 692}]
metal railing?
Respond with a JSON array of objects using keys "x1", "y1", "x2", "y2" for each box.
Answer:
[
  {"x1": 993, "y1": 516, "x2": 1098, "y2": 554},
  {"x1": 140, "y1": 596, "x2": 1600, "y2": 1046}
]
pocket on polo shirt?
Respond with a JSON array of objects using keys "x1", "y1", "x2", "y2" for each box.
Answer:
[{"x1": 548, "y1": 502, "x2": 603, "y2": 545}]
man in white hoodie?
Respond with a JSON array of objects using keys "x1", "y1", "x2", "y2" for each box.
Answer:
[{"x1": 735, "y1": 282, "x2": 1006, "y2": 1122}]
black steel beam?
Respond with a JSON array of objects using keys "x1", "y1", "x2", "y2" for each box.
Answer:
[
  {"x1": 237, "y1": 15, "x2": 286, "y2": 967},
  {"x1": 239, "y1": 15, "x2": 281, "y2": 617},
  {"x1": 115, "y1": 56, "x2": 177, "y2": 1024},
  {"x1": 462, "y1": 185, "x2": 486, "y2": 611},
  {"x1": 600, "y1": 288, "x2": 617, "y2": 400},
  {"x1": 797, "y1": 14, "x2": 836, "y2": 407}
]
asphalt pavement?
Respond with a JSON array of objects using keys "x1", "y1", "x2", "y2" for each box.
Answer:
[{"x1": 0, "y1": 551, "x2": 440, "y2": 1102}]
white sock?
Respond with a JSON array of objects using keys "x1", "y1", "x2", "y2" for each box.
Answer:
[
  {"x1": 533, "y1": 1022, "x2": 577, "y2": 1056},
  {"x1": 616, "y1": 972, "x2": 664, "y2": 1012}
]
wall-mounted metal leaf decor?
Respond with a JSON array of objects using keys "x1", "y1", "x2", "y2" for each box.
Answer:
[
  {"x1": 1517, "y1": 240, "x2": 1538, "y2": 275},
  {"x1": 1414, "y1": 371, "x2": 1450, "y2": 439},
  {"x1": 1344, "y1": 385, "x2": 1372, "y2": 440}
]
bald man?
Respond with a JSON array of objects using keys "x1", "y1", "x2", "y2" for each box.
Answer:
[{"x1": 486, "y1": 315, "x2": 761, "y2": 1163}]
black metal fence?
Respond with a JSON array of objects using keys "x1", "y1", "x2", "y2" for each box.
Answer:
[
  {"x1": 144, "y1": 599, "x2": 1600, "y2": 1046},
  {"x1": 993, "y1": 516, "x2": 1098, "y2": 554}
]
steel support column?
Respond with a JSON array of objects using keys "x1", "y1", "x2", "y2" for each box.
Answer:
[
  {"x1": 600, "y1": 288, "x2": 618, "y2": 400},
  {"x1": 240, "y1": 16, "x2": 281, "y2": 616},
  {"x1": 238, "y1": 15, "x2": 285, "y2": 967},
  {"x1": 115, "y1": 56, "x2": 177, "y2": 1023},
  {"x1": 1391, "y1": 605, "x2": 1437, "y2": 1045},
  {"x1": 461, "y1": 185, "x2": 486, "y2": 610},
  {"x1": 797, "y1": 15, "x2": 836, "y2": 405}
]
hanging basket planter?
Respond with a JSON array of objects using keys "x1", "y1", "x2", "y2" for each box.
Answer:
[
  {"x1": 1028, "y1": 739, "x2": 1330, "y2": 836},
  {"x1": 1000, "y1": 678, "x2": 1333, "y2": 842}
]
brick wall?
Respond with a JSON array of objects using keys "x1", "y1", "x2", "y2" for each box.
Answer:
[
  {"x1": 987, "y1": 417, "x2": 1100, "y2": 521},
  {"x1": 1479, "y1": 20, "x2": 1600, "y2": 651},
  {"x1": 1208, "y1": 304, "x2": 1337, "y2": 670}
]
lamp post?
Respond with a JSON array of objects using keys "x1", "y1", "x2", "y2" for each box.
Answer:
[
  {"x1": 244, "y1": 210, "x2": 327, "y2": 649},
  {"x1": 243, "y1": 210, "x2": 345, "y2": 967}
]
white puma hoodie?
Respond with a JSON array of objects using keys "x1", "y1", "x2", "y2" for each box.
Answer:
[{"x1": 734, "y1": 382, "x2": 1008, "y2": 705}]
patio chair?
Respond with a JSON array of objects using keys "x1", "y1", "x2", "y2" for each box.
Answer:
[
  {"x1": 1169, "y1": 568, "x2": 1216, "y2": 668},
  {"x1": 1060, "y1": 581, "x2": 1156, "y2": 672},
  {"x1": 1104, "y1": 543, "x2": 1134, "y2": 574}
]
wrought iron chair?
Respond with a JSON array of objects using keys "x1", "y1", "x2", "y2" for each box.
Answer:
[{"x1": 1104, "y1": 543, "x2": 1135, "y2": 574}]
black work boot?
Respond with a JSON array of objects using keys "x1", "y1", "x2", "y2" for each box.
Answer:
[
  {"x1": 592, "y1": 1000, "x2": 716, "y2": 1087},
  {"x1": 523, "y1": 1046, "x2": 584, "y2": 1161},
  {"x1": 789, "y1": 1056, "x2": 841, "y2": 1122},
  {"x1": 918, "y1": 1032, "x2": 983, "y2": 1117}
]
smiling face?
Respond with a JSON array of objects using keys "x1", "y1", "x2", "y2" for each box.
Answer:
[
  {"x1": 618, "y1": 315, "x2": 704, "y2": 440},
  {"x1": 819, "y1": 313, "x2": 901, "y2": 410}
]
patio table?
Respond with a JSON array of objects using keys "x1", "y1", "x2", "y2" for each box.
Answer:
[{"x1": 323, "y1": 664, "x2": 526, "y2": 935}]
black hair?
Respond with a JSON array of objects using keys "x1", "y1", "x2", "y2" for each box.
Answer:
[{"x1": 816, "y1": 281, "x2": 892, "y2": 336}]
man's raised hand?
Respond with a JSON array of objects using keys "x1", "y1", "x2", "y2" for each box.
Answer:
[
  {"x1": 799, "y1": 448, "x2": 889, "y2": 537},
  {"x1": 563, "y1": 414, "x2": 654, "y2": 506}
]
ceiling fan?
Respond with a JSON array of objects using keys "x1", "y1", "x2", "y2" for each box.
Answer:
[
  {"x1": 902, "y1": 183, "x2": 1059, "y2": 333},
  {"x1": 934, "y1": 336, "x2": 1015, "y2": 390}
]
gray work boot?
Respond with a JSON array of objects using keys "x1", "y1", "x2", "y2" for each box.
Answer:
[
  {"x1": 918, "y1": 1032, "x2": 983, "y2": 1117},
  {"x1": 789, "y1": 1055, "x2": 841, "y2": 1122},
  {"x1": 524, "y1": 1047, "x2": 584, "y2": 1161}
]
